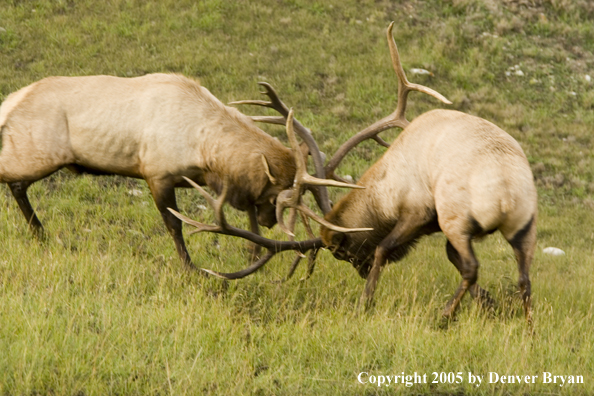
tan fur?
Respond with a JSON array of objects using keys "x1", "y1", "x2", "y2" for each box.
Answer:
[
  {"x1": 321, "y1": 109, "x2": 537, "y2": 322},
  {"x1": 324, "y1": 109, "x2": 536, "y2": 243},
  {"x1": 0, "y1": 74, "x2": 293, "y2": 199},
  {"x1": 0, "y1": 73, "x2": 296, "y2": 265}
]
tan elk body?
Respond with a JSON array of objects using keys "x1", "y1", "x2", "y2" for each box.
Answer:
[
  {"x1": 321, "y1": 109, "x2": 537, "y2": 321},
  {"x1": 0, "y1": 73, "x2": 296, "y2": 267}
]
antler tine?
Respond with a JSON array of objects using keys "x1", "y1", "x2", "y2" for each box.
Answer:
[
  {"x1": 180, "y1": 176, "x2": 230, "y2": 227},
  {"x1": 275, "y1": 109, "x2": 374, "y2": 237},
  {"x1": 387, "y1": 21, "x2": 452, "y2": 126},
  {"x1": 276, "y1": 189, "x2": 297, "y2": 237},
  {"x1": 167, "y1": 176, "x2": 228, "y2": 234},
  {"x1": 248, "y1": 115, "x2": 286, "y2": 126},
  {"x1": 325, "y1": 22, "x2": 451, "y2": 179},
  {"x1": 293, "y1": 201, "x2": 373, "y2": 234},
  {"x1": 286, "y1": 109, "x2": 362, "y2": 191},
  {"x1": 202, "y1": 251, "x2": 276, "y2": 280},
  {"x1": 228, "y1": 82, "x2": 290, "y2": 116},
  {"x1": 168, "y1": 208, "x2": 222, "y2": 234},
  {"x1": 258, "y1": 82, "x2": 291, "y2": 116}
]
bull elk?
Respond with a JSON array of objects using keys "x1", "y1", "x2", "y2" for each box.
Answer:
[
  {"x1": 172, "y1": 22, "x2": 537, "y2": 325},
  {"x1": 0, "y1": 72, "x2": 355, "y2": 268}
]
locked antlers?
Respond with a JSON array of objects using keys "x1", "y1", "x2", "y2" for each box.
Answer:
[
  {"x1": 173, "y1": 22, "x2": 451, "y2": 280},
  {"x1": 168, "y1": 176, "x2": 325, "y2": 279},
  {"x1": 170, "y1": 110, "x2": 371, "y2": 279}
]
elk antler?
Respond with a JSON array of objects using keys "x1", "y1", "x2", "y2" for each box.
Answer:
[
  {"x1": 275, "y1": 108, "x2": 373, "y2": 238},
  {"x1": 168, "y1": 176, "x2": 324, "y2": 279},
  {"x1": 230, "y1": 83, "x2": 333, "y2": 214},
  {"x1": 324, "y1": 21, "x2": 452, "y2": 180}
]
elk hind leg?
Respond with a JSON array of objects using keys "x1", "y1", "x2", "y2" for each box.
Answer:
[
  {"x1": 446, "y1": 240, "x2": 495, "y2": 309},
  {"x1": 441, "y1": 236, "x2": 479, "y2": 320},
  {"x1": 8, "y1": 181, "x2": 45, "y2": 240},
  {"x1": 505, "y1": 216, "x2": 536, "y2": 326}
]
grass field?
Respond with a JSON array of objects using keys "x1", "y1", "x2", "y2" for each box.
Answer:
[{"x1": 1, "y1": 0, "x2": 594, "y2": 395}]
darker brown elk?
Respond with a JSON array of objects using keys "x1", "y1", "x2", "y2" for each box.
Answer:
[
  {"x1": 0, "y1": 73, "x2": 313, "y2": 268},
  {"x1": 173, "y1": 22, "x2": 537, "y2": 325}
]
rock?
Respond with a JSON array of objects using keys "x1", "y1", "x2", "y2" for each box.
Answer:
[
  {"x1": 543, "y1": 247, "x2": 565, "y2": 256},
  {"x1": 128, "y1": 188, "x2": 143, "y2": 196}
]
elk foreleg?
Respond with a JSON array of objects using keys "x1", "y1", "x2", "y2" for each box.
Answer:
[
  {"x1": 147, "y1": 178, "x2": 195, "y2": 270},
  {"x1": 303, "y1": 247, "x2": 319, "y2": 280},
  {"x1": 9, "y1": 181, "x2": 45, "y2": 240},
  {"x1": 246, "y1": 206, "x2": 262, "y2": 261},
  {"x1": 359, "y1": 213, "x2": 429, "y2": 312}
]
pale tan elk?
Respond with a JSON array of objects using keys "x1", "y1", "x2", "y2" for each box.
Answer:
[
  {"x1": 172, "y1": 22, "x2": 537, "y2": 325},
  {"x1": 0, "y1": 73, "x2": 341, "y2": 268}
]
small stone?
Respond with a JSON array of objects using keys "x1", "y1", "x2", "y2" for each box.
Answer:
[
  {"x1": 128, "y1": 189, "x2": 143, "y2": 196},
  {"x1": 409, "y1": 68, "x2": 433, "y2": 76},
  {"x1": 543, "y1": 247, "x2": 565, "y2": 256}
]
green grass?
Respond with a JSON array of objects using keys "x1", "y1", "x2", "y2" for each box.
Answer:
[{"x1": 1, "y1": 0, "x2": 594, "y2": 394}]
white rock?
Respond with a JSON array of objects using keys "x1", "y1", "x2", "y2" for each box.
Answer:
[
  {"x1": 343, "y1": 175, "x2": 354, "y2": 184},
  {"x1": 410, "y1": 68, "x2": 433, "y2": 76},
  {"x1": 128, "y1": 188, "x2": 143, "y2": 196},
  {"x1": 543, "y1": 247, "x2": 565, "y2": 256}
]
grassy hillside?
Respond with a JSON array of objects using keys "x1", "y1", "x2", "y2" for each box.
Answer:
[{"x1": 1, "y1": 0, "x2": 593, "y2": 395}]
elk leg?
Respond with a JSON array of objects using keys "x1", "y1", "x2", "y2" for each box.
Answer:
[
  {"x1": 441, "y1": 236, "x2": 479, "y2": 320},
  {"x1": 303, "y1": 248, "x2": 319, "y2": 280},
  {"x1": 8, "y1": 181, "x2": 45, "y2": 239},
  {"x1": 359, "y1": 249, "x2": 386, "y2": 312},
  {"x1": 147, "y1": 179, "x2": 195, "y2": 270},
  {"x1": 359, "y1": 213, "x2": 428, "y2": 311},
  {"x1": 246, "y1": 206, "x2": 262, "y2": 261},
  {"x1": 445, "y1": 240, "x2": 494, "y2": 307},
  {"x1": 505, "y1": 216, "x2": 536, "y2": 326}
]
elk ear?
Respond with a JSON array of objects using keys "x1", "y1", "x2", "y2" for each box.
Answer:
[{"x1": 261, "y1": 154, "x2": 277, "y2": 185}]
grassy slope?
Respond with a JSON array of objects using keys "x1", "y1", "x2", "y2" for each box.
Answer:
[{"x1": 1, "y1": 0, "x2": 593, "y2": 394}]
